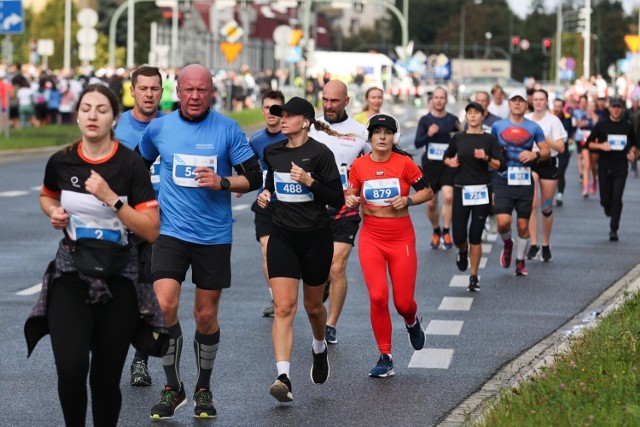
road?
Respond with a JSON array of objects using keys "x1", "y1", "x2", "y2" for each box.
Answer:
[{"x1": 2, "y1": 105, "x2": 640, "y2": 426}]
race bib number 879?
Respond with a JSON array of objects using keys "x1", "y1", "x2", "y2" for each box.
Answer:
[{"x1": 363, "y1": 178, "x2": 401, "y2": 206}]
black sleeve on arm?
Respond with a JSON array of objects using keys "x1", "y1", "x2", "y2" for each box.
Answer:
[
  {"x1": 414, "y1": 116, "x2": 430, "y2": 149},
  {"x1": 232, "y1": 155, "x2": 262, "y2": 191},
  {"x1": 310, "y1": 177, "x2": 345, "y2": 210},
  {"x1": 134, "y1": 145, "x2": 155, "y2": 169},
  {"x1": 411, "y1": 175, "x2": 430, "y2": 191}
]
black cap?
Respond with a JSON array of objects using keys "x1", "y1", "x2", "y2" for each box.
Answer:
[
  {"x1": 610, "y1": 97, "x2": 625, "y2": 108},
  {"x1": 465, "y1": 101, "x2": 485, "y2": 114},
  {"x1": 366, "y1": 114, "x2": 398, "y2": 133},
  {"x1": 269, "y1": 96, "x2": 316, "y2": 121}
]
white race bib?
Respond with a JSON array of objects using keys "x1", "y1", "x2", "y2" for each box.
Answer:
[
  {"x1": 274, "y1": 172, "x2": 314, "y2": 202},
  {"x1": 363, "y1": 178, "x2": 401, "y2": 206},
  {"x1": 462, "y1": 184, "x2": 490, "y2": 206},
  {"x1": 69, "y1": 214, "x2": 127, "y2": 245},
  {"x1": 172, "y1": 154, "x2": 217, "y2": 187},
  {"x1": 427, "y1": 143, "x2": 448, "y2": 161},
  {"x1": 608, "y1": 134, "x2": 627, "y2": 151},
  {"x1": 150, "y1": 157, "x2": 161, "y2": 184},
  {"x1": 339, "y1": 165, "x2": 348, "y2": 191},
  {"x1": 507, "y1": 166, "x2": 531, "y2": 186}
]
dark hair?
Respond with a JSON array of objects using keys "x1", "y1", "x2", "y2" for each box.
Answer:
[
  {"x1": 362, "y1": 87, "x2": 383, "y2": 112},
  {"x1": 262, "y1": 89, "x2": 285, "y2": 105},
  {"x1": 131, "y1": 65, "x2": 163, "y2": 87},
  {"x1": 533, "y1": 88, "x2": 548, "y2": 100},
  {"x1": 76, "y1": 84, "x2": 120, "y2": 139}
]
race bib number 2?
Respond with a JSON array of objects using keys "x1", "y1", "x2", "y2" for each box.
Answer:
[
  {"x1": 274, "y1": 172, "x2": 314, "y2": 202},
  {"x1": 173, "y1": 154, "x2": 218, "y2": 187},
  {"x1": 363, "y1": 178, "x2": 400, "y2": 206}
]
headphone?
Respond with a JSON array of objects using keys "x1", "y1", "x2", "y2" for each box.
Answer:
[{"x1": 366, "y1": 113, "x2": 401, "y2": 144}]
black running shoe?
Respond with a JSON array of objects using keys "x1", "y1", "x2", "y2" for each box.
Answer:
[
  {"x1": 150, "y1": 384, "x2": 186, "y2": 420},
  {"x1": 310, "y1": 343, "x2": 330, "y2": 384},
  {"x1": 610, "y1": 230, "x2": 619, "y2": 241},
  {"x1": 468, "y1": 275, "x2": 480, "y2": 292},
  {"x1": 193, "y1": 388, "x2": 217, "y2": 419},
  {"x1": 526, "y1": 244, "x2": 539, "y2": 260},
  {"x1": 269, "y1": 374, "x2": 293, "y2": 402},
  {"x1": 456, "y1": 250, "x2": 468, "y2": 272},
  {"x1": 406, "y1": 318, "x2": 425, "y2": 350},
  {"x1": 541, "y1": 246, "x2": 552, "y2": 262},
  {"x1": 130, "y1": 359, "x2": 152, "y2": 387}
]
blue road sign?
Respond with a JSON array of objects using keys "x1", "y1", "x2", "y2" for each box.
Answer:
[{"x1": 0, "y1": 0, "x2": 23, "y2": 34}]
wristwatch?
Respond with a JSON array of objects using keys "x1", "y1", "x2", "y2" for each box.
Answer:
[
  {"x1": 220, "y1": 177, "x2": 231, "y2": 191},
  {"x1": 406, "y1": 197, "x2": 414, "y2": 207},
  {"x1": 111, "y1": 198, "x2": 124, "y2": 212}
]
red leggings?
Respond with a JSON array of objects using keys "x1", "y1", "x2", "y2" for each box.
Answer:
[{"x1": 358, "y1": 215, "x2": 418, "y2": 354}]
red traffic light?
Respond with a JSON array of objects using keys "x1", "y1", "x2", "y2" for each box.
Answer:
[
  {"x1": 543, "y1": 38, "x2": 552, "y2": 48},
  {"x1": 512, "y1": 36, "x2": 520, "y2": 46}
]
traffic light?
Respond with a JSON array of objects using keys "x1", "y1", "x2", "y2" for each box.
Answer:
[
  {"x1": 511, "y1": 35, "x2": 520, "y2": 54},
  {"x1": 542, "y1": 38, "x2": 552, "y2": 56}
]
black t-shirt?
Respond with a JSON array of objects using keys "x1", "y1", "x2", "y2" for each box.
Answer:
[
  {"x1": 587, "y1": 118, "x2": 637, "y2": 168},
  {"x1": 264, "y1": 138, "x2": 343, "y2": 231},
  {"x1": 443, "y1": 132, "x2": 506, "y2": 186}
]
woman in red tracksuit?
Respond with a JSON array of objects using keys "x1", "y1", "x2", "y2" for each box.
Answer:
[{"x1": 345, "y1": 114, "x2": 433, "y2": 378}]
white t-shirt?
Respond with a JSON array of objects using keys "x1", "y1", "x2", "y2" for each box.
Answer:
[
  {"x1": 308, "y1": 116, "x2": 370, "y2": 168},
  {"x1": 488, "y1": 101, "x2": 510, "y2": 119},
  {"x1": 525, "y1": 111, "x2": 568, "y2": 157}
]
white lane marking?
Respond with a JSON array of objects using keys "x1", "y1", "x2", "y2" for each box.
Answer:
[
  {"x1": 17, "y1": 283, "x2": 42, "y2": 295},
  {"x1": 479, "y1": 257, "x2": 488, "y2": 269},
  {"x1": 409, "y1": 348, "x2": 454, "y2": 369},
  {"x1": 232, "y1": 203, "x2": 251, "y2": 211},
  {"x1": 0, "y1": 190, "x2": 29, "y2": 197},
  {"x1": 31, "y1": 186, "x2": 41, "y2": 191},
  {"x1": 438, "y1": 297, "x2": 473, "y2": 311},
  {"x1": 449, "y1": 275, "x2": 469, "y2": 288},
  {"x1": 486, "y1": 233, "x2": 498, "y2": 242},
  {"x1": 481, "y1": 244, "x2": 492, "y2": 253},
  {"x1": 425, "y1": 320, "x2": 463, "y2": 336}
]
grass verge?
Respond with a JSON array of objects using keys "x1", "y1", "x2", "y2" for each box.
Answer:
[
  {"x1": 0, "y1": 108, "x2": 264, "y2": 151},
  {"x1": 477, "y1": 290, "x2": 640, "y2": 427}
]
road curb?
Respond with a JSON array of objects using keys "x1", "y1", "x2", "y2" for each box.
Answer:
[{"x1": 438, "y1": 263, "x2": 640, "y2": 426}]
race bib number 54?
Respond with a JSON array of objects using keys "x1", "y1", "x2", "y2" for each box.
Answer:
[{"x1": 173, "y1": 154, "x2": 217, "y2": 187}]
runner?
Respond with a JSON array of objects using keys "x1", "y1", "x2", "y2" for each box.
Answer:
[
  {"x1": 444, "y1": 102, "x2": 505, "y2": 291},
  {"x1": 525, "y1": 89, "x2": 567, "y2": 262},
  {"x1": 345, "y1": 113, "x2": 432, "y2": 376},
  {"x1": 552, "y1": 98, "x2": 574, "y2": 207},
  {"x1": 308, "y1": 79, "x2": 369, "y2": 345},
  {"x1": 256, "y1": 96, "x2": 344, "y2": 402},
  {"x1": 353, "y1": 86, "x2": 384, "y2": 124},
  {"x1": 414, "y1": 86, "x2": 461, "y2": 250},
  {"x1": 491, "y1": 89, "x2": 549, "y2": 276}
]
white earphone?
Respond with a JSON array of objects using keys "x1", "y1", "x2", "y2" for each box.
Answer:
[
  {"x1": 302, "y1": 123, "x2": 306, "y2": 129},
  {"x1": 366, "y1": 114, "x2": 401, "y2": 144}
]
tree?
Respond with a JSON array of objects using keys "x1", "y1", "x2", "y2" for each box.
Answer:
[{"x1": 29, "y1": 0, "x2": 79, "y2": 70}]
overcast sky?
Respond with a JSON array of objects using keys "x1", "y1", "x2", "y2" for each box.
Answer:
[{"x1": 507, "y1": 0, "x2": 636, "y2": 18}]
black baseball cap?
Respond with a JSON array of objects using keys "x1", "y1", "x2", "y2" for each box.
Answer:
[
  {"x1": 366, "y1": 114, "x2": 398, "y2": 133},
  {"x1": 465, "y1": 101, "x2": 485, "y2": 114},
  {"x1": 609, "y1": 97, "x2": 625, "y2": 108},
  {"x1": 269, "y1": 96, "x2": 316, "y2": 121}
]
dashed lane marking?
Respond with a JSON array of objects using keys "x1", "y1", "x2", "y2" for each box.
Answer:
[
  {"x1": 479, "y1": 257, "x2": 488, "y2": 269},
  {"x1": 409, "y1": 348, "x2": 454, "y2": 369},
  {"x1": 17, "y1": 283, "x2": 42, "y2": 295},
  {"x1": 0, "y1": 190, "x2": 29, "y2": 197},
  {"x1": 30, "y1": 186, "x2": 41, "y2": 191},
  {"x1": 438, "y1": 297, "x2": 474, "y2": 311},
  {"x1": 481, "y1": 244, "x2": 492, "y2": 253},
  {"x1": 231, "y1": 203, "x2": 251, "y2": 211},
  {"x1": 426, "y1": 320, "x2": 464, "y2": 335},
  {"x1": 449, "y1": 275, "x2": 469, "y2": 288}
]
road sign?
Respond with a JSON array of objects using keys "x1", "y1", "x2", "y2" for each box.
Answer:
[
  {"x1": 219, "y1": 42, "x2": 243, "y2": 64},
  {"x1": 0, "y1": 0, "x2": 24, "y2": 34},
  {"x1": 624, "y1": 35, "x2": 640, "y2": 53},
  {"x1": 220, "y1": 20, "x2": 244, "y2": 43}
]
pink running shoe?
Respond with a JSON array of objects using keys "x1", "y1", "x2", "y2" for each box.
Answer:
[{"x1": 500, "y1": 238, "x2": 513, "y2": 268}]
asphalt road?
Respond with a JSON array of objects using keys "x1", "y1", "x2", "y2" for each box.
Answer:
[{"x1": 2, "y1": 106, "x2": 640, "y2": 426}]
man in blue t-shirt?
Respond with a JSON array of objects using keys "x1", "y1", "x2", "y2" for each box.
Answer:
[
  {"x1": 491, "y1": 89, "x2": 549, "y2": 277},
  {"x1": 114, "y1": 65, "x2": 164, "y2": 389},
  {"x1": 138, "y1": 64, "x2": 262, "y2": 420}
]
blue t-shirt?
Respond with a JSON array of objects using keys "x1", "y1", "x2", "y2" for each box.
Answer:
[
  {"x1": 138, "y1": 110, "x2": 254, "y2": 245},
  {"x1": 491, "y1": 117, "x2": 546, "y2": 177},
  {"x1": 249, "y1": 128, "x2": 284, "y2": 198}
]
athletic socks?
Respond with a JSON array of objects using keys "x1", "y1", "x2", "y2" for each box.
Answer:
[
  {"x1": 276, "y1": 361, "x2": 291, "y2": 377},
  {"x1": 194, "y1": 329, "x2": 220, "y2": 390},
  {"x1": 312, "y1": 338, "x2": 326, "y2": 354},
  {"x1": 162, "y1": 322, "x2": 183, "y2": 390},
  {"x1": 500, "y1": 230, "x2": 512, "y2": 243},
  {"x1": 516, "y1": 235, "x2": 529, "y2": 260}
]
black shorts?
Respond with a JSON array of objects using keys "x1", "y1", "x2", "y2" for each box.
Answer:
[
  {"x1": 252, "y1": 200, "x2": 272, "y2": 241},
  {"x1": 533, "y1": 158, "x2": 559, "y2": 180},
  {"x1": 151, "y1": 235, "x2": 231, "y2": 290},
  {"x1": 267, "y1": 224, "x2": 333, "y2": 286},
  {"x1": 421, "y1": 157, "x2": 455, "y2": 193},
  {"x1": 493, "y1": 178, "x2": 534, "y2": 219},
  {"x1": 329, "y1": 213, "x2": 360, "y2": 245}
]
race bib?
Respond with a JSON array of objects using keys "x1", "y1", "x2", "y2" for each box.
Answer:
[
  {"x1": 608, "y1": 134, "x2": 627, "y2": 151},
  {"x1": 427, "y1": 143, "x2": 448, "y2": 161},
  {"x1": 274, "y1": 172, "x2": 314, "y2": 202},
  {"x1": 69, "y1": 214, "x2": 127, "y2": 245},
  {"x1": 507, "y1": 166, "x2": 531, "y2": 186},
  {"x1": 363, "y1": 178, "x2": 400, "y2": 206},
  {"x1": 339, "y1": 165, "x2": 348, "y2": 190},
  {"x1": 150, "y1": 157, "x2": 161, "y2": 184},
  {"x1": 462, "y1": 184, "x2": 489, "y2": 206},
  {"x1": 172, "y1": 154, "x2": 217, "y2": 187}
]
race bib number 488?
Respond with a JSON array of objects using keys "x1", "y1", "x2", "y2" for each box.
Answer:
[{"x1": 274, "y1": 172, "x2": 314, "y2": 202}]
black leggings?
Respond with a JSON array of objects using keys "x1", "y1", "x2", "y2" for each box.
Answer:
[
  {"x1": 598, "y1": 163, "x2": 628, "y2": 231},
  {"x1": 452, "y1": 186, "x2": 492, "y2": 245},
  {"x1": 557, "y1": 149, "x2": 571, "y2": 193},
  {"x1": 48, "y1": 273, "x2": 139, "y2": 427}
]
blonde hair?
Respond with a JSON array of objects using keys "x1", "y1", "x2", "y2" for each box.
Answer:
[{"x1": 312, "y1": 120, "x2": 354, "y2": 138}]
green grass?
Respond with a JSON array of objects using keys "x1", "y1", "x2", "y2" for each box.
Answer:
[
  {"x1": 0, "y1": 108, "x2": 264, "y2": 151},
  {"x1": 477, "y1": 291, "x2": 640, "y2": 427}
]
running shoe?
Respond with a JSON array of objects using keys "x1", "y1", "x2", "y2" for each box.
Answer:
[
  {"x1": 610, "y1": 230, "x2": 619, "y2": 241},
  {"x1": 325, "y1": 325, "x2": 337, "y2": 345},
  {"x1": 515, "y1": 259, "x2": 528, "y2": 276},
  {"x1": 556, "y1": 192, "x2": 564, "y2": 207},
  {"x1": 582, "y1": 183, "x2": 589, "y2": 198},
  {"x1": 500, "y1": 238, "x2": 514, "y2": 269},
  {"x1": 591, "y1": 180, "x2": 597, "y2": 195},
  {"x1": 310, "y1": 343, "x2": 330, "y2": 384},
  {"x1": 526, "y1": 244, "x2": 539, "y2": 261},
  {"x1": 130, "y1": 359, "x2": 152, "y2": 387},
  {"x1": 193, "y1": 388, "x2": 217, "y2": 419},
  {"x1": 150, "y1": 384, "x2": 186, "y2": 420},
  {"x1": 468, "y1": 275, "x2": 480, "y2": 292},
  {"x1": 262, "y1": 301, "x2": 275, "y2": 317},
  {"x1": 541, "y1": 246, "x2": 552, "y2": 262},
  {"x1": 369, "y1": 354, "x2": 394, "y2": 378},
  {"x1": 322, "y1": 281, "x2": 330, "y2": 303},
  {"x1": 406, "y1": 317, "x2": 425, "y2": 350},
  {"x1": 442, "y1": 232, "x2": 453, "y2": 250},
  {"x1": 430, "y1": 232, "x2": 441, "y2": 249},
  {"x1": 456, "y1": 250, "x2": 468, "y2": 272},
  {"x1": 269, "y1": 374, "x2": 293, "y2": 402}
]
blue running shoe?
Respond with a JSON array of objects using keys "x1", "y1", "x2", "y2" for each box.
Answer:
[
  {"x1": 369, "y1": 354, "x2": 394, "y2": 378},
  {"x1": 406, "y1": 318, "x2": 425, "y2": 350},
  {"x1": 325, "y1": 325, "x2": 337, "y2": 345}
]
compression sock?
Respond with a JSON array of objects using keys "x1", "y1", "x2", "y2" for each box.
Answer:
[
  {"x1": 162, "y1": 322, "x2": 183, "y2": 390},
  {"x1": 194, "y1": 329, "x2": 220, "y2": 390},
  {"x1": 516, "y1": 235, "x2": 529, "y2": 260}
]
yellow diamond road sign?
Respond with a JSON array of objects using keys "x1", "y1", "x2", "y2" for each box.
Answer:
[
  {"x1": 220, "y1": 20, "x2": 244, "y2": 44},
  {"x1": 624, "y1": 35, "x2": 640, "y2": 53}
]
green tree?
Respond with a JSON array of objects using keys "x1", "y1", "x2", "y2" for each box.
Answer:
[{"x1": 29, "y1": 0, "x2": 79, "y2": 70}]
